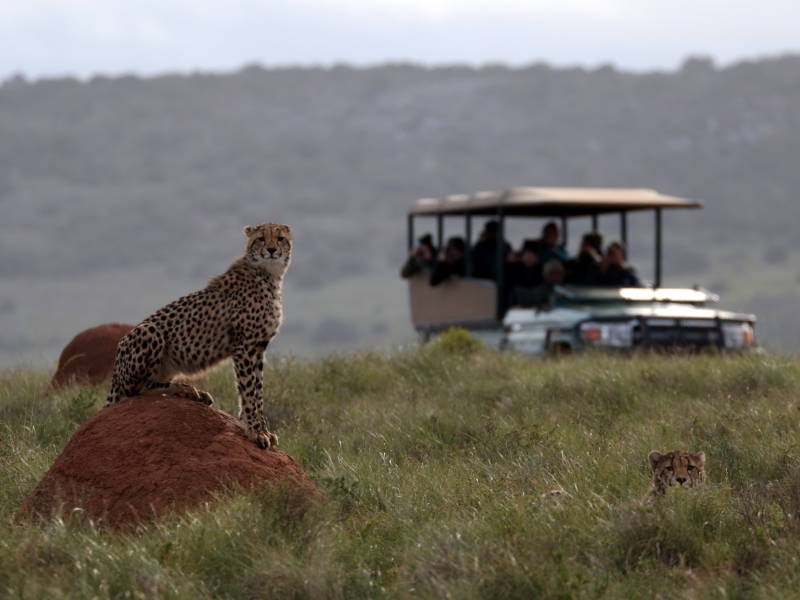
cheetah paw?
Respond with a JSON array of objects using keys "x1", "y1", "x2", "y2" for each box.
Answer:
[
  {"x1": 184, "y1": 387, "x2": 214, "y2": 405},
  {"x1": 248, "y1": 429, "x2": 279, "y2": 450},
  {"x1": 171, "y1": 383, "x2": 214, "y2": 405},
  {"x1": 195, "y1": 390, "x2": 214, "y2": 406}
]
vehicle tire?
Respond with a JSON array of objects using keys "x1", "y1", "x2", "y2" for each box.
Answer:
[{"x1": 548, "y1": 342, "x2": 572, "y2": 355}]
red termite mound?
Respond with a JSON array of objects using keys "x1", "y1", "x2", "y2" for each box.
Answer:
[
  {"x1": 51, "y1": 323, "x2": 134, "y2": 388},
  {"x1": 16, "y1": 397, "x2": 321, "y2": 529}
]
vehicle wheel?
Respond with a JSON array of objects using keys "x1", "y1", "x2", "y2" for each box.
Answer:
[{"x1": 548, "y1": 342, "x2": 572, "y2": 355}]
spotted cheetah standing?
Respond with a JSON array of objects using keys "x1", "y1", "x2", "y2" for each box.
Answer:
[{"x1": 106, "y1": 222, "x2": 292, "y2": 449}]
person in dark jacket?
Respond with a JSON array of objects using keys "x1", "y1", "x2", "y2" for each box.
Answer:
[
  {"x1": 508, "y1": 245, "x2": 543, "y2": 288},
  {"x1": 566, "y1": 231, "x2": 603, "y2": 285},
  {"x1": 430, "y1": 236, "x2": 466, "y2": 286},
  {"x1": 526, "y1": 260, "x2": 566, "y2": 309},
  {"x1": 400, "y1": 233, "x2": 436, "y2": 278},
  {"x1": 596, "y1": 241, "x2": 642, "y2": 287},
  {"x1": 470, "y1": 221, "x2": 512, "y2": 280},
  {"x1": 506, "y1": 245, "x2": 544, "y2": 307},
  {"x1": 524, "y1": 221, "x2": 570, "y2": 266}
]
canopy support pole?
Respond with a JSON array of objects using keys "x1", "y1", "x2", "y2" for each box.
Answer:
[
  {"x1": 591, "y1": 213, "x2": 599, "y2": 231},
  {"x1": 407, "y1": 214, "x2": 414, "y2": 252},
  {"x1": 655, "y1": 208, "x2": 663, "y2": 288},
  {"x1": 465, "y1": 214, "x2": 473, "y2": 277},
  {"x1": 496, "y1": 209, "x2": 505, "y2": 321},
  {"x1": 436, "y1": 214, "x2": 444, "y2": 251},
  {"x1": 620, "y1": 212, "x2": 628, "y2": 246}
]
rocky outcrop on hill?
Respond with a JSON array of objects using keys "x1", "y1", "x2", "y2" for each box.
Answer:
[{"x1": 16, "y1": 396, "x2": 321, "y2": 529}]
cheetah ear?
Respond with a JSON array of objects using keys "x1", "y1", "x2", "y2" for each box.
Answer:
[
  {"x1": 692, "y1": 451, "x2": 706, "y2": 466},
  {"x1": 648, "y1": 451, "x2": 663, "y2": 471},
  {"x1": 243, "y1": 225, "x2": 260, "y2": 238}
]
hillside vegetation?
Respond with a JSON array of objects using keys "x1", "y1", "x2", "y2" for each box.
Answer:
[
  {"x1": 2, "y1": 56, "x2": 800, "y2": 365},
  {"x1": 3, "y1": 340, "x2": 800, "y2": 598}
]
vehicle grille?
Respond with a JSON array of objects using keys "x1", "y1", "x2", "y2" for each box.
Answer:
[{"x1": 633, "y1": 318, "x2": 722, "y2": 349}]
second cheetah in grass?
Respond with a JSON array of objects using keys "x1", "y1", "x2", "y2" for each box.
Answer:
[{"x1": 648, "y1": 449, "x2": 706, "y2": 497}]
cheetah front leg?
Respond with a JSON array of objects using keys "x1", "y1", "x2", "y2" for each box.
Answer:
[{"x1": 232, "y1": 343, "x2": 277, "y2": 449}]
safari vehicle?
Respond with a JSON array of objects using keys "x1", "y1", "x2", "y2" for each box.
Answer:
[{"x1": 406, "y1": 187, "x2": 757, "y2": 353}]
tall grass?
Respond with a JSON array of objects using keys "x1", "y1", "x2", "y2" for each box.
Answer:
[{"x1": 2, "y1": 337, "x2": 800, "y2": 598}]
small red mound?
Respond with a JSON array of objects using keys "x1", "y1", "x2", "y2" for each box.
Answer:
[
  {"x1": 16, "y1": 397, "x2": 321, "y2": 529},
  {"x1": 51, "y1": 323, "x2": 134, "y2": 388}
]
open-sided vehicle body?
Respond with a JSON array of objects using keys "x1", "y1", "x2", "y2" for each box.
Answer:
[{"x1": 406, "y1": 187, "x2": 757, "y2": 353}]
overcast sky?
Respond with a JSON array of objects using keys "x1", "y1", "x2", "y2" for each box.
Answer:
[{"x1": 2, "y1": 0, "x2": 799, "y2": 79}]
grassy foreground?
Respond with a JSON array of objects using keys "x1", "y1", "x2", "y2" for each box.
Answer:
[{"x1": 2, "y1": 334, "x2": 800, "y2": 598}]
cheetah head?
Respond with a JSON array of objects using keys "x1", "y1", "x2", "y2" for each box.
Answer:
[
  {"x1": 243, "y1": 222, "x2": 292, "y2": 277},
  {"x1": 649, "y1": 449, "x2": 706, "y2": 496}
]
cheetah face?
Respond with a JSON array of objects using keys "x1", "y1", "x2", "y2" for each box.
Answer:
[
  {"x1": 243, "y1": 222, "x2": 292, "y2": 277},
  {"x1": 649, "y1": 449, "x2": 705, "y2": 494}
]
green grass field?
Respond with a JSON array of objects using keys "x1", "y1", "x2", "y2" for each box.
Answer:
[{"x1": 2, "y1": 334, "x2": 800, "y2": 598}]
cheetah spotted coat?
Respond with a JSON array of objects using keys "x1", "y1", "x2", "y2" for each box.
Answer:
[{"x1": 106, "y1": 222, "x2": 292, "y2": 449}]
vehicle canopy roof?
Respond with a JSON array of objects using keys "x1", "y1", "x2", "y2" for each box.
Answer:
[{"x1": 409, "y1": 187, "x2": 702, "y2": 217}]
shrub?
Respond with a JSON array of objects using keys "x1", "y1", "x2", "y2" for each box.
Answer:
[{"x1": 428, "y1": 327, "x2": 484, "y2": 356}]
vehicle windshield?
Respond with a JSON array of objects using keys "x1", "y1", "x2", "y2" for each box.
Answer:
[{"x1": 551, "y1": 285, "x2": 716, "y2": 307}]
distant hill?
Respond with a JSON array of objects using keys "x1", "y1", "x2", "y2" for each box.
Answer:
[{"x1": 1, "y1": 56, "x2": 799, "y2": 364}]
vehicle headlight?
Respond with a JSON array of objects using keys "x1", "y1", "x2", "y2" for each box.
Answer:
[
  {"x1": 722, "y1": 322, "x2": 756, "y2": 348},
  {"x1": 580, "y1": 321, "x2": 634, "y2": 348}
]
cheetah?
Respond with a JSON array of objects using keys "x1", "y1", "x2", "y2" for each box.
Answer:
[
  {"x1": 648, "y1": 449, "x2": 706, "y2": 497},
  {"x1": 106, "y1": 222, "x2": 292, "y2": 449}
]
